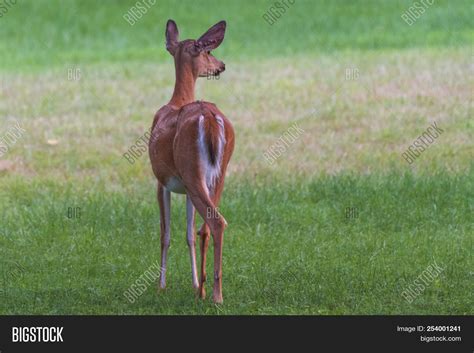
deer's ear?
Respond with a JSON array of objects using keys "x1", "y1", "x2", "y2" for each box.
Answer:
[
  {"x1": 165, "y1": 19, "x2": 179, "y2": 55},
  {"x1": 195, "y1": 20, "x2": 226, "y2": 52}
]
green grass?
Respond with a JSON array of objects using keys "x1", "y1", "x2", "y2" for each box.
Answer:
[
  {"x1": 0, "y1": 0, "x2": 472, "y2": 70},
  {"x1": 0, "y1": 172, "x2": 472, "y2": 314},
  {"x1": 0, "y1": 0, "x2": 472, "y2": 314}
]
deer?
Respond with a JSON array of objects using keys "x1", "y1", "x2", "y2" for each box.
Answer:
[{"x1": 148, "y1": 19, "x2": 235, "y2": 303}]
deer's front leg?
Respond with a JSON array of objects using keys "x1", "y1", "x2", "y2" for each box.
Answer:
[
  {"x1": 158, "y1": 184, "x2": 171, "y2": 289},
  {"x1": 186, "y1": 195, "x2": 199, "y2": 290}
]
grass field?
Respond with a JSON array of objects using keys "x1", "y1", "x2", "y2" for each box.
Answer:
[{"x1": 0, "y1": 0, "x2": 473, "y2": 314}]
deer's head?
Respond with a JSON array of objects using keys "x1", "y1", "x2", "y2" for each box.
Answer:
[{"x1": 165, "y1": 19, "x2": 226, "y2": 78}]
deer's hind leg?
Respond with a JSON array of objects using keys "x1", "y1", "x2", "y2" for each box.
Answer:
[
  {"x1": 197, "y1": 223, "x2": 210, "y2": 299},
  {"x1": 196, "y1": 178, "x2": 226, "y2": 299},
  {"x1": 184, "y1": 178, "x2": 227, "y2": 303}
]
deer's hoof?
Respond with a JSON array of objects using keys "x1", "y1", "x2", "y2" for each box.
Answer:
[
  {"x1": 199, "y1": 286, "x2": 206, "y2": 299},
  {"x1": 213, "y1": 294, "x2": 223, "y2": 304},
  {"x1": 157, "y1": 282, "x2": 167, "y2": 293}
]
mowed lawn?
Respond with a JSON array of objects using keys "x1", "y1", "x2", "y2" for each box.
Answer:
[
  {"x1": 0, "y1": 173, "x2": 472, "y2": 315},
  {"x1": 0, "y1": 0, "x2": 473, "y2": 314}
]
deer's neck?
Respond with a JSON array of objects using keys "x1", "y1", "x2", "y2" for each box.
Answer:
[{"x1": 169, "y1": 64, "x2": 197, "y2": 109}]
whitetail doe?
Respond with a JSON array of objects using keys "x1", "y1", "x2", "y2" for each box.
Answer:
[{"x1": 148, "y1": 19, "x2": 234, "y2": 303}]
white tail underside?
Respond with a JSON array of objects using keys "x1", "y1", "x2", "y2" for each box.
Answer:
[{"x1": 198, "y1": 114, "x2": 226, "y2": 193}]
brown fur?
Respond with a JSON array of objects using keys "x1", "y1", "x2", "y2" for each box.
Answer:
[{"x1": 148, "y1": 20, "x2": 234, "y2": 303}]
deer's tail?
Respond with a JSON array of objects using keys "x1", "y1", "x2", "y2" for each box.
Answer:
[{"x1": 198, "y1": 112, "x2": 226, "y2": 189}]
